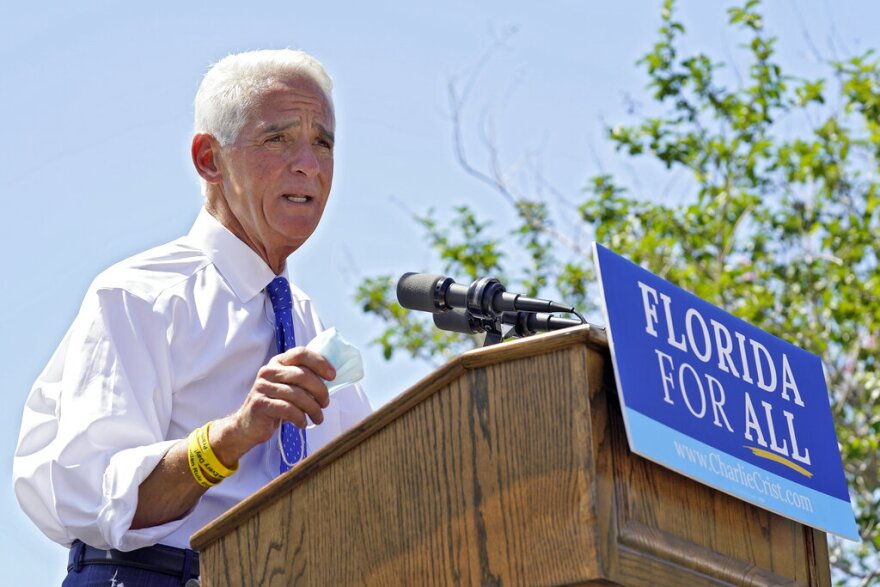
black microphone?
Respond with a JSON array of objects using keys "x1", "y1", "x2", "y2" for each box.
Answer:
[
  {"x1": 397, "y1": 273, "x2": 576, "y2": 319},
  {"x1": 434, "y1": 309, "x2": 583, "y2": 336},
  {"x1": 433, "y1": 308, "x2": 489, "y2": 334},
  {"x1": 500, "y1": 311, "x2": 583, "y2": 336}
]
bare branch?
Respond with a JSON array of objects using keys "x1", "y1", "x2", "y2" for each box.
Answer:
[{"x1": 789, "y1": 0, "x2": 824, "y2": 64}]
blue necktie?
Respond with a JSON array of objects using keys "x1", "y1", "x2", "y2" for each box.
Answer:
[{"x1": 266, "y1": 276, "x2": 307, "y2": 473}]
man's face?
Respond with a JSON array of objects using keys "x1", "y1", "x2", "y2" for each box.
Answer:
[{"x1": 215, "y1": 75, "x2": 335, "y2": 268}]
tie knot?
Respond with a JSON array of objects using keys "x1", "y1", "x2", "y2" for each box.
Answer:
[{"x1": 266, "y1": 276, "x2": 292, "y2": 313}]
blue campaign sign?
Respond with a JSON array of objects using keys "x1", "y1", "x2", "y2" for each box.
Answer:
[{"x1": 593, "y1": 243, "x2": 859, "y2": 541}]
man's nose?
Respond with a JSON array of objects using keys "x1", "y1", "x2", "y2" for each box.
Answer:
[{"x1": 289, "y1": 141, "x2": 320, "y2": 177}]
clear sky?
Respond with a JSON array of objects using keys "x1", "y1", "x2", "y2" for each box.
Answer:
[{"x1": 2, "y1": 1, "x2": 876, "y2": 583}]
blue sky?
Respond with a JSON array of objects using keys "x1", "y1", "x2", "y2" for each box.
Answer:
[{"x1": 2, "y1": 1, "x2": 876, "y2": 583}]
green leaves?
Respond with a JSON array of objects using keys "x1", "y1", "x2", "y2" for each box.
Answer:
[{"x1": 416, "y1": 207, "x2": 504, "y2": 281}]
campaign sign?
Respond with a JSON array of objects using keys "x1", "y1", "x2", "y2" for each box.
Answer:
[{"x1": 593, "y1": 243, "x2": 859, "y2": 540}]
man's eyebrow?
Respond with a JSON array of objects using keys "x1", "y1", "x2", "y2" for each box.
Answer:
[
  {"x1": 259, "y1": 121, "x2": 299, "y2": 135},
  {"x1": 314, "y1": 123, "x2": 335, "y2": 145},
  {"x1": 257, "y1": 121, "x2": 334, "y2": 144}
]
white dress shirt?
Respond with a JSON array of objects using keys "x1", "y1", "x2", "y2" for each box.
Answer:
[{"x1": 12, "y1": 208, "x2": 372, "y2": 552}]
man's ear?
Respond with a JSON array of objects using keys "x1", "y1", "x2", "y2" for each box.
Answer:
[{"x1": 192, "y1": 133, "x2": 223, "y2": 184}]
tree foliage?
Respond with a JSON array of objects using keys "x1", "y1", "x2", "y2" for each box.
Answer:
[{"x1": 356, "y1": 1, "x2": 880, "y2": 582}]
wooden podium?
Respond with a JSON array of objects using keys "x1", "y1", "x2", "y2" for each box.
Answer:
[{"x1": 190, "y1": 326, "x2": 831, "y2": 586}]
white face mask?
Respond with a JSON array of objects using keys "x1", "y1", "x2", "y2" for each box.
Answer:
[{"x1": 306, "y1": 327, "x2": 365, "y2": 394}]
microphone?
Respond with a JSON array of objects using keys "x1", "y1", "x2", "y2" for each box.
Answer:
[
  {"x1": 397, "y1": 273, "x2": 576, "y2": 319},
  {"x1": 433, "y1": 308, "x2": 489, "y2": 334},
  {"x1": 501, "y1": 311, "x2": 583, "y2": 335},
  {"x1": 433, "y1": 309, "x2": 582, "y2": 336}
]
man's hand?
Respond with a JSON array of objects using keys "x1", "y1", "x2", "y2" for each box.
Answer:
[
  {"x1": 132, "y1": 348, "x2": 334, "y2": 529},
  {"x1": 210, "y1": 348, "x2": 336, "y2": 466}
]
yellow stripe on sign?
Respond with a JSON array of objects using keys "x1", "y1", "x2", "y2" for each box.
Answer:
[{"x1": 744, "y1": 446, "x2": 813, "y2": 478}]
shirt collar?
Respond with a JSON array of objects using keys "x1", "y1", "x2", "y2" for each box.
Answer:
[{"x1": 187, "y1": 207, "x2": 286, "y2": 303}]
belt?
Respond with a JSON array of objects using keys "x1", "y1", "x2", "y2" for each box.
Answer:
[{"x1": 68, "y1": 539, "x2": 200, "y2": 585}]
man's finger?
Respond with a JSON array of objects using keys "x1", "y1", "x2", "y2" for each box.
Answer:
[
  {"x1": 262, "y1": 384, "x2": 325, "y2": 425},
  {"x1": 260, "y1": 363, "x2": 325, "y2": 389},
  {"x1": 249, "y1": 393, "x2": 315, "y2": 428},
  {"x1": 276, "y1": 404, "x2": 309, "y2": 429},
  {"x1": 274, "y1": 347, "x2": 336, "y2": 381}
]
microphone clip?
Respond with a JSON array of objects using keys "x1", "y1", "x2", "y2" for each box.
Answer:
[{"x1": 466, "y1": 277, "x2": 506, "y2": 320}]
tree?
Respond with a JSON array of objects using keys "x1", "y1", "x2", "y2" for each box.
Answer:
[{"x1": 356, "y1": 1, "x2": 880, "y2": 582}]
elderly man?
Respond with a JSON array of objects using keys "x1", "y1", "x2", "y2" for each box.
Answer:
[{"x1": 13, "y1": 49, "x2": 372, "y2": 586}]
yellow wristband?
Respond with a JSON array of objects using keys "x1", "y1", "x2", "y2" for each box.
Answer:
[
  {"x1": 187, "y1": 430, "x2": 218, "y2": 489},
  {"x1": 195, "y1": 422, "x2": 239, "y2": 479}
]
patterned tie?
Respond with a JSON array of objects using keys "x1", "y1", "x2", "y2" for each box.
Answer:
[{"x1": 266, "y1": 276, "x2": 307, "y2": 473}]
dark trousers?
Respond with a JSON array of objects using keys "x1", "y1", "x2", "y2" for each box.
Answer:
[
  {"x1": 63, "y1": 540, "x2": 199, "y2": 586},
  {"x1": 63, "y1": 565, "x2": 194, "y2": 586}
]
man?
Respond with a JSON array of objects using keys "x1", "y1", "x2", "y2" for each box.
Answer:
[{"x1": 13, "y1": 49, "x2": 372, "y2": 585}]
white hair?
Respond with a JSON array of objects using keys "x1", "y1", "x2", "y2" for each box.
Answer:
[{"x1": 194, "y1": 49, "x2": 334, "y2": 146}]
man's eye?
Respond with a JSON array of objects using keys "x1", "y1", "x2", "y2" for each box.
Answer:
[
  {"x1": 266, "y1": 135, "x2": 284, "y2": 143},
  {"x1": 315, "y1": 139, "x2": 333, "y2": 149}
]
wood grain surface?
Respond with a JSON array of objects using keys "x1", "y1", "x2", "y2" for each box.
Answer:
[{"x1": 191, "y1": 325, "x2": 830, "y2": 586}]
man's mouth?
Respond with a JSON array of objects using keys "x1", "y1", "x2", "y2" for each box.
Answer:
[{"x1": 284, "y1": 194, "x2": 312, "y2": 203}]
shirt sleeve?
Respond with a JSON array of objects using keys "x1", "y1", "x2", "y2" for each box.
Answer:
[{"x1": 13, "y1": 285, "x2": 194, "y2": 551}]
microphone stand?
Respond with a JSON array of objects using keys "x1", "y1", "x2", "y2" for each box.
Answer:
[
  {"x1": 483, "y1": 322, "x2": 505, "y2": 347},
  {"x1": 480, "y1": 311, "x2": 580, "y2": 347},
  {"x1": 432, "y1": 308, "x2": 585, "y2": 347}
]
